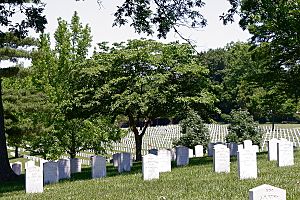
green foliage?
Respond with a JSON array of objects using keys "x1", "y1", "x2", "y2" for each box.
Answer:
[
  {"x1": 113, "y1": 0, "x2": 207, "y2": 39},
  {"x1": 3, "y1": 67, "x2": 59, "y2": 160},
  {"x1": 173, "y1": 109, "x2": 209, "y2": 149},
  {"x1": 226, "y1": 109, "x2": 263, "y2": 145},
  {"x1": 31, "y1": 12, "x2": 121, "y2": 159},
  {"x1": 71, "y1": 39, "x2": 216, "y2": 160},
  {"x1": 0, "y1": 1, "x2": 46, "y2": 38}
]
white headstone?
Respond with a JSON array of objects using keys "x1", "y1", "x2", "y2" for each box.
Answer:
[
  {"x1": 142, "y1": 154, "x2": 159, "y2": 181},
  {"x1": 176, "y1": 146, "x2": 189, "y2": 166},
  {"x1": 43, "y1": 161, "x2": 59, "y2": 185},
  {"x1": 113, "y1": 153, "x2": 120, "y2": 167},
  {"x1": 268, "y1": 138, "x2": 279, "y2": 161},
  {"x1": 194, "y1": 145, "x2": 204, "y2": 157},
  {"x1": 189, "y1": 149, "x2": 194, "y2": 158},
  {"x1": 213, "y1": 144, "x2": 230, "y2": 173},
  {"x1": 25, "y1": 160, "x2": 35, "y2": 169},
  {"x1": 118, "y1": 152, "x2": 131, "y2": 173},
  {"x1": 243, "y1": 140, "x2": 253, "y2": 149},
  {"x1": 252, "y1": 145, "x2": 259, "y2": 153},
  {"x1": 91, "y1": 156, "x2": 106, "y2": 179},
  {"x1": 238, "y1": 149, "x2": 257, "y2": 179},
  {"x1": 70, "y1": 158, "x2": 81, "y2": 173},
  {"x1": 277, "y1": 140, "x2": 294, "y2": 167},
  {"x1": 12, "y1": 162, "x2": 22, "y2": 175},
  {"x1": 157, "y1": 149, "x2": 171, "y2": 172},
  {"x1": 58, "y1": 159, "x2": 71, "y2": 180},
  {"x1": 26, "y1": 165, "x2": 43, "y2": 193},
  {"x1": 249, "y1": 184, "x2": 286, "y2": 200}
]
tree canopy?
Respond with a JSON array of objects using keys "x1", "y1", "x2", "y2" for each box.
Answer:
[{"x1": 69, "y1": 39, "x2": 216, "y2": 160}]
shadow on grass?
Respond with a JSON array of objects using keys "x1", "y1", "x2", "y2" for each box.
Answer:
[{"x1": 0, "y1": 175, "x2": 25, "y2": 196}]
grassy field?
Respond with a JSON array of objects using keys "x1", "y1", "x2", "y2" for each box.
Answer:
[
  {"x1": 1, "y1": 151, "x2": 300, "y2": 200},
  {"x1": 259, "y1": 123, "x2": 300, "y2": 129}
]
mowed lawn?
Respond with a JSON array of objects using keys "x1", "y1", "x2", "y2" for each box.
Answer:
[{"x1": 1, "y1": 151, "x2": 300, "y2": 200}]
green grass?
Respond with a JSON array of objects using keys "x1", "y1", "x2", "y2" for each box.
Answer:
[
  {"x1": 2, "y1": 151, "x2": 300, "y2": 199},
  {"x1": 259, "y1": 123, "x2": 300, "y2": 129}
]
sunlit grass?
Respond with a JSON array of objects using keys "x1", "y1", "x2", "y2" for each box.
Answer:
[{"x1": 2, "y1": 151, "x2": 300, "y2": 199}]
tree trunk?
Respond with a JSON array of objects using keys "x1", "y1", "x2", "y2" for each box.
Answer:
[
  {"x1": 0, "y1": 79, "x2": 17, "y2": 182},
  {"x1": 14, "y1": 146, "x2": 19, "y2": 158},
  {"x1": 134, "y1": 133, "x2": 143, "y2": 161},
  {"x1": 128, "y1": 114, "x2": 151, "y2": 161}
]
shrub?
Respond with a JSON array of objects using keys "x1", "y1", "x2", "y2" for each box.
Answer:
[
  {"x1": 226, "y1": 109, "x2": 263, "y2": 145},
  {"x1": 173, "y1": 109, "x2": 209, "y2": 149}
]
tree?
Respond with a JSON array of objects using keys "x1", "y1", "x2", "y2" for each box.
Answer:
[
  {"x1": 226, "y1": 109, "x2": 263, "y2": 146},
  {"x1": 236, "y1": 0, "x2": 300, "y2": 68},
  {"x1": 32, "y1": 12, "x2": 123, "y2": 159},
  {"x1": 69, "y1": 39, "x2": 216, "y2": 161},
  {"x1": 0, "y1": 33, "x2": 40, "y2": 182},
  {"x1": 173, "y1": 108, "x2": 209, "y2": 149}
]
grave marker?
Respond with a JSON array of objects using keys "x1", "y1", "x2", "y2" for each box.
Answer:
[
  {"x1": 176, "y1": 146, "x2": 189, "y2": 166},
  {"x1": 228, "y1": 142, "x2": 238, "y2": 156},
  {"x1": 268, "y1": 138, "x2": 279, "y2": 161},
  {"x1": 142, "y1": 154, "x2": 159, "y2": 181},
  {"x1": 189, "y1": 148, "x2": 194, "y2": 158},
  {"x1": 213, "y1": 144, "x2": 230, "y2": 173},
  {"x1": 157, "y1": 149, "x2": 171, "y2": 172},
  {"x1": 43, "y1": 161, "x2": 59, "y2": 185},
  {"x1": 207, "y1": 143, "x2": 215, "y2": 157},
  {"x1": 249, "y1": 184, "x2": 286, "y2": 200},
  {"x1": 149, "y1": 148, "x2": 158, "y2": 155},
  {"x1": 12, "y1": 162, "x2": 22, "y2": 175},
  {"x1": 70, "y1": 158, "x2": 81, "y2": 173},
  {"x1": 277, "y1": 140, "x2": 294, "y2": 167},
  {"x1": 243, "y1": 140, "x2": 253, "y2": 149},
  {"x1": 238, "y1": 149, "x2": 257, "y2": 180},
  {"x1": 113, "y1": 153, "x2": 120, "y2": 167},
  {"x1": 26, "y1": 165, "x2": 43, "y2": 193},
  {"x1": 194, "y1": 145, "x2": 204, "y2": 157},
  {"x1": 91, "y1": 156, "x2": 106, "y2": 179},
  {"x1": 118, "y1": 152, "x2": 131, "y2": 173},
  {"x1": 58, "y1": 159, "x2": 71, "y2": 180}
]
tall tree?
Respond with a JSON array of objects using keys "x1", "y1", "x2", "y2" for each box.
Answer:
[
  {"x1": 69, "y1": 39, "x2": 216, "y2": 161},
  {"x1": 0, "y1": 34, "x2": 40, "y2": 182},
  {"x1": 32, "y1": 12, "x2": 123, "y2": 159}
]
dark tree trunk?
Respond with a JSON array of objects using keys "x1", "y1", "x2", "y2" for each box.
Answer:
[
  {"x1": 14, "y1": 146, "x2": 19, "y2": 158},
  {"x1": 134, "y1": 132, "x2": 143, "y2": 161},
  {"x1": 0, "y1": 79, "x2": 17, "y2": 182},
  {"x1": 128, "y1": 114, "x2": 151, "y2": 161}
]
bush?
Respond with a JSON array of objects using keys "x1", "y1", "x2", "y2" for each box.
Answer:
[
  {"x1": 226, "y1": 109, "x2": 263, "y2": 145},
  {"x1": 173, "y1": 109, "x2": 209, "y2": 149}
]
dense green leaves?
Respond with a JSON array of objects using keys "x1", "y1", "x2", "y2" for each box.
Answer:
[
  {"x1": 31, "y1": 12, "x2": 122, "y2": 159},
  {"x1": 173, "y1": 109, "x2": 209, "y2": 149},
  {"x1": 226, "y1": 109, "x2": 263, "y2": 145},
  {"x1": 113, "y1": 0, "x2": 207, "y2": 39},
  {"x1": 71, "y1": 39, "x2": 216, "y2": 160}
]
